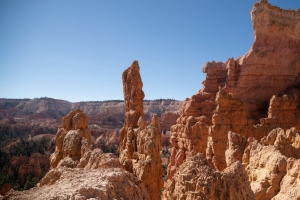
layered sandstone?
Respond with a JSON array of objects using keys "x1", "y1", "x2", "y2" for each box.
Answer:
[
  {"x1": 261, "y1": 91, "x2": 300, "y2": 126},
  {"x1": 119, "y1": 61, "x2": 163, "y2": 200},
  {"x1": 168, "y1": 0, "x2": 300, "y2": 178},
  {"x1": 227, "y1": 1, "x2": 300, "y2": 118}
]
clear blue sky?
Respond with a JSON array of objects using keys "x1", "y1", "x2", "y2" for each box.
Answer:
[{"x1": 0, "y1": 0, "x2": 299, "y2": 102}]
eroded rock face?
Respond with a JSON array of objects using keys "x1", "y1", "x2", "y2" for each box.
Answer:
[
  {"x1": 119, "y1": 61, "x2": 163, "y2": 200},
  {"x1": 261, "y1": 92, "x2": 300, "y2": 126},
  {"x1": 122, "y1": 60, "x2": 145, "y2": 128},
  {"x1": 273, "y1": 158, "x2": 300, "y2": 200},
  {"x1": 243, "y1": 140, "x2": 287, "y2": 199},
  {"x1": 8, "y1": 156, "x2": 28, "y2": 176},
  {"x1": 168, "y1": 0, "x2": 300, "y2": 176},
  {"x1": 49, "y1": 109, "x2": 92, "y2": 169},
  {"x1": 160, "y1": 111, "x2": 180, "y2": 132},
  {"x1": 49, "y1": 108, "x2": 123, "y2": 171},
  {"x1": 8, "y1": 153, "x2": 50, "y2": 184},
  {"x1": 243, "y1": 128, "x2": 300, "y2": 200},
  {"x1": 165, "y1": 153, "x2": 255, "y2": 200},
  {"x1": 225, "y1": 131, "x2": 247, "y2": 167},
  {"x1": 228, "y1": 2, "x2": 300, "y2": 119}
]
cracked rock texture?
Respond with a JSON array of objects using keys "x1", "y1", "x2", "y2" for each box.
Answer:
[
  {"x1": 243, "y1": 128, "x2": 300, "y2": 200},
  {"x1": 165, "y1": 153, "x2": 255, "y2": 200}
]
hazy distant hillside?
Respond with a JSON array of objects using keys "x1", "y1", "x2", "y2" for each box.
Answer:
[
  {"x1": 0, "y1": 98, "x2": 71, "y2": 119},
  {"x1": 0, "y1": 97, "x2": 182, "y2": 143},
  {"x1": 0, "y1": 98, "x2": 182, "y2": 120}
]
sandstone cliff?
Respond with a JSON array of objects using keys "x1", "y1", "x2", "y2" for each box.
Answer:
[
  {"x1": 168, "y1": 0, "x2": 300, "y2": 173},
  {"x1": 167, "y1": 1, "x2": 300, "y2": 199},
  {"x1": 119, "y1": 61, "x2": 163, "y2": 200}
]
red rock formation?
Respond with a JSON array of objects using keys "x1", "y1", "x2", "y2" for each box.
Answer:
[
  {"x1": 165, "y1": 153, "x2": 255, "y2": 200},
  {"x1": 225, "y1": 131, "x2": 247, "y2": 167},
  {"x1": 7, "y1": 153, "x2": 50, "y2": 184},
  {"x1": 18, "y1": 154, "x2": 49, "y2": 183},
  {"x1": 48, "y1": 109, "x2": 122, "y2": 170},
  {"x1": 167, "y1": 128, "x2": 300, "y2": 200},
  {"x1": 160, "y1": 111, "x2": 180, "y2": 132},
  {"x1": 0, "y1": 184, "x2": 12, "y2": 196},
  {"x1": 29, "y1": 153, "x2": 50, "y2": 172},
  {"x1": 122, "y1": 60, "x2": 145, "y2": 128},
  {"x1": 226, "y1": 2, "x2": 300, "y2": 119},
  {"x1": 168, "y1": 0, "x2": 300, "y2": 178},
  {"x1": 8, "y1": 155, "x2": 28, "y2": 176},
  {"x1": 243, "y1": 128, "x2": 300, "y2": 200},
  {"x1": 261, "y1": 92, "x2": 300, "y2": 127},
  {"x1": 50, "y1": 109, "x2": 92, "y2": 168},
  {"x1": 18, "y1": 160, "x2": 41, "y2": 183},
  {"x1": 119, "y1": 61, "x2": 163, "y2": 200}
]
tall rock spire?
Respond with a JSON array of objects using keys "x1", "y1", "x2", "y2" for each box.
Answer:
[
  {"x1": 122, "y1": 60, "x2": 145, "y2": 128},
  {"x1": 119, "y1": 61, "x2": 163, "y2": 200}
]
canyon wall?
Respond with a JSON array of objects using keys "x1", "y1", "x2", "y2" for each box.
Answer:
[{"x1": 167, "y1": 1, "x2": 300, "y2": 199}]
